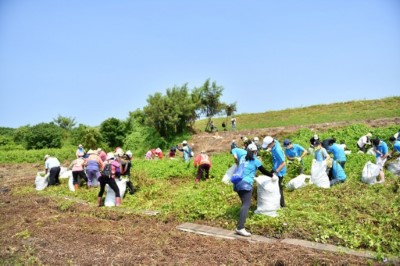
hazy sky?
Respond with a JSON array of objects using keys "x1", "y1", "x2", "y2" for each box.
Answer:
[{"x1": 0, "y1": 0, "x2": 399, "y2": 128}]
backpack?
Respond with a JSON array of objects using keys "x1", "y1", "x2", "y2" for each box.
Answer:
[
  {"x1": 231, "y1": 158, "x2": 245, "y2": 184},
  {"x1": 102, "y1": 163, "x2": 112, "y2": 178}
]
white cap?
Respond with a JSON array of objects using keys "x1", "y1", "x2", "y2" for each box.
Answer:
[
  {"x1": 367, "y1": 133, "x2": 372, "y2": 137},
  {"x1": 106, "y1": 152, "x2": 115, "y2": 160},
  {"x1": 182, "y1": 140, "x2": 187, "y2": 145},
  {"x1": 78, "y1": 144, "x2": 82, "y2": 147},
  {"x1": 248, "y1": 143, "x2": 258, "y2": 151},
  {"x1": 313, "y1": 135, "x2": 319, "y2": 140},
  {"x1": 44, "y1": 154, "x2": 50, "y2": 160},
  {"x1": 262, "y1": 136, "x2": 274, "y2": 149},
  {"x1": 126, "y1": 150, "x2": 132, "y2": 157},
  {"x1": 232, "y1": 140, "x2": 236, "y2": 143},
  {"x1": 253, "y1": 137, "x2": 259, "y2": 141}
]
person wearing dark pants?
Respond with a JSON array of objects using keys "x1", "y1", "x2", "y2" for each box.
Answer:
[
  {"x1": 262, "y1": 136, "x2": 287, "y2": 208},
  {"x1": 98, "y1": 175, "x2": 120, "y2": 205},
  {"x1": 97, "y1": 152, "x2": 122, "y2": 207},
  {"x1": 233, "y1": 144, "x2": 274, "y2": 237},
  {"x1": 193, "y1": 151, "x2": 212, "y2": 182},
  {"x1": 44, "y1": 155, "x2": 61, "y2": 186}
]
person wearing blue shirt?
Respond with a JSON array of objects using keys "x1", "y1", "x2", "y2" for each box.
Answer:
[
  {"x1": 231, "y1": 147, "x2": 248, "y2": 164},
  {"x1": 389, "y1": 137, "x2": 400, "y2": 159},
  {"x1": 327, "y1": 141, "x2": 347, "y2": 169},
  {"x1": 262, "y1": 136, "x2": 287, "y2": 208},
  {"x1": 327, "y1": 159, "x2": 346, "y2": 186},
  {"x1": 372, "y1": 138, "x2": 389, "y2": 183},
  {"x1": 283, "y1": 139, "x2": 308, "y2": 174},
  {"x1": 314, "y1": 140, "x2": 330, "y2": 162},
  {"x1": 233, "y1": 144, "x2": 274, "y2": 237}
]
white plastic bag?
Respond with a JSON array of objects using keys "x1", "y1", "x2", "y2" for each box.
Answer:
[
  {"x1": 286, "y1": 174, "x2": 309, "y2": 191},
  {"x1": 59, "y1": 167, "x2": 69, "y2": 178},
  {"x1": 311, "y1": 160, "x2": 330, "y2": 188},
  {"x1": 366, "y1": 148, "x2": 376, "y2": 156},
  {"x1": 361, "y1": 161, "x2": 380, "y2": 184},
  {"x1": 254, "y1": 175, "x2": 281, "y2": 217},
  {"x1": 387, "y1": 160, "x2": 400, "y2": 176},
  {"x1": 66, "y1": 171, "x2": 75, "y2": 191},
  {"x1": 35, "y1": 171, "x2": 48, "y2": 190},
  {"x1": 222, "y1": 164, "x2": 237, "y2": 184},
  {"x1": 104, "y1": 178, "x2": 128, "y2": 207}
]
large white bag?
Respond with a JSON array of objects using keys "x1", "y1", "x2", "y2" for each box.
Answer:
[
  {"x1": 35, "y1": 171, "x2": 49, "y2": 190},
  {"x1": 104, "y1": 178, "x2": 128, "y2": 207},
  {"x1": 254, "y1": 175, "x2": 281, "y2": 217},
  {"x1": 361, "y1": 161, "x2": 380, "y2": 184},
  {"x1": 59, "y1": 167, "x2": 69, "y2": 178},
  {"x1": 310, "y1": 160, "x2": 330, "y2": 188},
  {"x1": 222, "y1": 164, "x2": 237, "y2": 184},
  {"x1": 387, "y1": 160, "x2": 400, "y2": 176},
  {"x1": 286, "y1": 174, "x2": 309, "y2": 191}
]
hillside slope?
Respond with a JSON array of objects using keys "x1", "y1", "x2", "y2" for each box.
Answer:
[{"x1": 191, "y1": 117, "x2": 400, "y2": 154}]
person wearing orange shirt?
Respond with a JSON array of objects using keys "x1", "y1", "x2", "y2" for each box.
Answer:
[{"x1": 193, "y1": 151, "x2": 212, "y2": 183}]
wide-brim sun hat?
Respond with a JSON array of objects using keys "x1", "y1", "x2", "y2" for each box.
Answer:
[
  {"x1": 182, "y1": 140, "x2": 187, "y2": 145},
  {"x1": 262, "y1": 136, "x2": 273, "y2": 149},
  {"x1": 87, "y1": 149, "x2": 95, "y2": 154}
]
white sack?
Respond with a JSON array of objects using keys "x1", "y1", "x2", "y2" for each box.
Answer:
[
  {"x1": 66, "y1": 171, "x2": 75, "y2": 191},
  {"x1": 35, "y1": 171, "x2": 49, "y2": 190},
  {"x1": 254, "y1": 175, "x2": 281, "y2": 217},
  {"x1": 104, "y1": 178, "x2": 128, "y2": 207},
  {"x1": 222, "y1": 164, "x2": 237, "y2": 185},
  {"x1": 286, "y1": 174, "x2": 309, "y2": 191},
  {"x1": 387, "y1": 160, "x2": 400, "y2": 176},
  {"x1": 361, "y1": 161, "x2": 380, "y2": 184},
  {"x1": 311, "y1": 160, "x2": 330, "y2": 188},
  {"x1": 59, "y1": 167, "x2": 69, "y2": 178},
  {"x1": 91, "y1": 174, "x2": 100, "y2": 187},
  {"x1": 366, "y1": 148, "x2": 376, "y2": 156}
]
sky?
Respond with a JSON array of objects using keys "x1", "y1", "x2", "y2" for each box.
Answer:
[{"x1": 0, "y1": 0, "x2": 399, "y2": 128}]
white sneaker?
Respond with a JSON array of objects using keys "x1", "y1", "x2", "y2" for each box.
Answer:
[{"x1": 235, "y1": 228, "x2": 251, "y2": 237}]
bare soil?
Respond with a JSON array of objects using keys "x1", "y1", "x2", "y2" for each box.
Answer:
[{"x1": 2, "y1": 118, "x2": 397, "y2": 265}]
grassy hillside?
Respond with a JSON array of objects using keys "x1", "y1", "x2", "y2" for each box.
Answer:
[{"x1": 195, "y1": 97, "x2": 400, "y2": 131}]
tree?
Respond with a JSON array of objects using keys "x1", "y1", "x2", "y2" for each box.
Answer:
[
  {"x1": 71, "y1": 124, "x2": 104, "y2": 150},
  {"x1": 53, "y1": 115, "x2": 76, "y2": 130},
  {"x1": 100, "y1": 118, "x2": 126, "y2": 148},
  {"x1": 195, "y1": 79, "x2": 227, "y2": 132},
  {"x1": 25, "y1": 123, "x2": 63, "y2": 149}
]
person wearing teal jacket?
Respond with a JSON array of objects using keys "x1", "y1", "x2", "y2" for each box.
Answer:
[
  {"x1": 327, "y1": 159, "x2": 346, "y2": 186},
  {"x1": 262, "y1": 136, "x2": 287, "y2": 208},
  {"x1": 372, "y1": 138, "x2": 389, "y2": 183},
  {"x1": 233, "y1": 144, "x2": 273, "y2": 237}
]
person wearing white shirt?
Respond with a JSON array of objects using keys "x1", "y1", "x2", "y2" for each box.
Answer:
[
  {"x1": 44, "y1": 155, "x2": 61, "y2": 186},
  {"x1": 357, "y1": 132, "x2": 372, "y2": 153}
]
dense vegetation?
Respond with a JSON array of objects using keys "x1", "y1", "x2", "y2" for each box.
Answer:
[
  {"x1": 2, "y1": 97, "x2": 400, "y2": 259},
  {"x1": 15, "y1": 123, "x2": 400, "y2": 259}
]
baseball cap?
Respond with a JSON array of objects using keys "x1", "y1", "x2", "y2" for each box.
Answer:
[
  {"x1": 262, "y1": 136, "x2": 273, "y2": 149},
  {"x1": 283, "y1": 139, "x2": 291, "y2": 146}
]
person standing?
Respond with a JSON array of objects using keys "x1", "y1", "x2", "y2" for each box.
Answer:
[
  {"x1": 372, "y1": 138, "x2": 389, "y2": 183},
  {"x1": 262, "y1": 136, "x2": 287, "y2": 208},
  {"x1": 193, "y1": 151, "x2": 212, "y2": 183},
  {"x1": 97, "y1": 152, "x2": 122, "y2": 207},
  {"x1": 233, "y1": 144, "x2": 274, "y2": 237},
  {"x1": 283, "y1": 139, "x2": 308, "y2": 174},
  {"x1": 231, "y1": 117, "x2": 236, "y2": 130},
  {"x1": 76, "y1": 144, "x2": 86, "y2": 158},
  {"x1": 357, "y1": 133, "x2": 372, "y2": 153},
  {"x1": 176, "y1": 140, "x2": 191, "y2": 163},
  {"x1": 44, "y1": 155, "x2": 61, "y2": 186}
]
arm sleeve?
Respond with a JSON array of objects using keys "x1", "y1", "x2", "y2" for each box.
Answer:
[{"x1": 258, "y1": 165, "x2": 273, "y2": 177}]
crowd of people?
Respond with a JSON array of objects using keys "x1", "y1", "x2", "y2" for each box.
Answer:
[
  {"x1": 229, "y1": 130, "x2": 400, "y2": 237},
  {"x1": 42, "y1": 128, "x2": 400, "y2": 236},
  {"x1": 44, "y1": 145, "x2": 135, "y2": 207}
]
